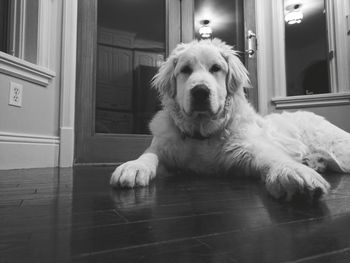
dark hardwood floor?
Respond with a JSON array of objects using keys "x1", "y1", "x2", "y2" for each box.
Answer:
[{"x1": 1, "y1": 167, "x2": 350, "y2": 263}]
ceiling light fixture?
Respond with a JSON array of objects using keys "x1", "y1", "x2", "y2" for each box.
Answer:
[
  {"x1": 285, "y1": 4, "x2": 303, "y2": 25},
  {"x1": 199, "y1": 20, "x2": 212, "y2": 39}
]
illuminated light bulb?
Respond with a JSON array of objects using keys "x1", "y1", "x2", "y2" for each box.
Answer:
[
  {"x1": 199, "y1": 20, "x2": 212, "y2": 39},
  {"x1": 285, "y1": 10, "x2": 303, "y2": 24},
  {"x1": 285, "y1": 3, "x2": 303, "y2": 25}
]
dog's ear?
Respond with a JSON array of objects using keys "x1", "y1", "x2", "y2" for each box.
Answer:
[
  {"x1": 213, "y1": 39, "x2": 250, "y2": 95},
  {"x1": 152, "y1": 43, "x2": 187, "y2": 98}
]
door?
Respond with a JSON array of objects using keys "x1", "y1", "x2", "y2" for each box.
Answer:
[
  {"x1": 185, "y1": 0, "x2": 258, "y2": 109},
  {"x1": 75, "y1": 0, "x2": 258, "y2": 165}
]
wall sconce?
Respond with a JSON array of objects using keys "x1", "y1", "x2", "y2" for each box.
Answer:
[
  {"x1": 285, "y1": 4, "x2": 303, "y2": 24},
  {"x1": 199, "y1": 20, "x2": 212, "y2": 39}
]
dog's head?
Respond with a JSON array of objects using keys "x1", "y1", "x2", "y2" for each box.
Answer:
[{"x1": 152, "y1": 39, "x2": 250, "y2": 119}]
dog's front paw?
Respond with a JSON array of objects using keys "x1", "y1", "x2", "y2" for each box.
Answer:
[
  {"x1": 110, "y1": 160, "x2": 155, "y2": 188},
  {"x1": 265, "y1": 162, "x2": 330, "y2": 201}
]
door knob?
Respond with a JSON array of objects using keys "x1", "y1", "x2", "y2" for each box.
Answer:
[
  {"x1": 246, "y1": 30, "x2": 257, "y2": 58},
  {"x1": 246, "y1": 49, "x2": 255, "y2": 56}
]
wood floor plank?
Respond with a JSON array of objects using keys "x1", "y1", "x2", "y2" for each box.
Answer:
[
  {"x1": 70, "y1": 206, "x2": 315, "y2": 255},
  {"x1": 197, "y1": 213, "x2": 350, "y2": 263},
  {"x1": 72, "y1": 239, "x2": 236, "y2": 263},
  {"x1": 1, "y1": 167, "x2": 350, "y2": 263}
]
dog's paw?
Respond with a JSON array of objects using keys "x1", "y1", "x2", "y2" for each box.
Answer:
[
  {"x1": 302, "y1": 153, "x2": 327, "y2": 173},
  {"x1": 302, "y1": 150, "x2": 343, "y2": 173},
  {"x1": 110, "y1": 160, "x2": 155, "y2": 188},
  {"x1": 265, "y1": 162, "x2": 330, "y2": 201}
]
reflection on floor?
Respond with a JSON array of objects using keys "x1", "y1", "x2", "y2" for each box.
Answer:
[{"x1": 1, "y1": 167, "x2": 350, "y2": 262}]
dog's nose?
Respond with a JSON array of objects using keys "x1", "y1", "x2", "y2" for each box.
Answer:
[{"x1": 191, "y1": 84, "x2": 210, "y2": 102}]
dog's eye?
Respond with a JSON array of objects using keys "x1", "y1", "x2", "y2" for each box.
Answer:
[
  {"x1": 210, "y1": 64, "x2": 221, "y2": 73},
  {"x1": 180, "y1": 65, "x2": 193, "y2": 75}
]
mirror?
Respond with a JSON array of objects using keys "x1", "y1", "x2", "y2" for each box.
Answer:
[{"x1": 284, "y1": 0, "x2": 331, "y2": 96}]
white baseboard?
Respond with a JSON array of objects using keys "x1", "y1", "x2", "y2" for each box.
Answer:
[{"x1": 0, "y1": 132, "x2": 60, "y2": 170}]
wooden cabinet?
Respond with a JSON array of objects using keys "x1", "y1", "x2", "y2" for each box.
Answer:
[
  {"x1": 96, "y1": 46, "x2": 133, "y2": 111},
  {"x1": 95, "y1": 110, "x2": 133, "y2": 134},
  {"x1": 134, "y1": 51, "x2": 164, "y2": 69},
  {"x1": 95, "y1": 27, "x2": 163, "y2": 134}
]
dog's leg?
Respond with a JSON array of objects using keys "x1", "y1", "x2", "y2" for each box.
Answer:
[
  {"x1": 247, "y1": 141, "x2": 330, "y2": 201},
  {"x1": 302, "y1": 150, "x2": 343, "y2": 173},
  {"x1": 110, "y1": 138, "x2": 159, "y2": 188},
  {"x1": 302, "y1": 121, "x2": 350, "y2": 173},
  {"x1": 324, "y1": 125, "x2": 350, "y2": 173}
]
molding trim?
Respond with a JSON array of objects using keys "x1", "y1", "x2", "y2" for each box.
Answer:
[
  {"x1": 59, "y1": 0, "x2": 78, "y2": 167},
  {"x1": 37, "y1": 0, "x2": 52, "y2": 67},
  {"x1": 325, "y1": 0, "x2": 338, "y2": 92},
  {"x1": 272, "y1": 93, "x2": 350, "y2": 109},
  {"x1": 333, "y1": 0, "x2": 350, "y2": 93},
  {"x1": 0, "y1": 138, "x2": 59, "y2": 170},
  {"x1": 271, "y1": 0, "x2": 286, "y2": 97},
  {"x1": 0, "y1": 52, "x2": 55, "y2": 86},
  {"x1": 181, "y1": 0, "x2": 194, "y2": 43},
  {"x1": 166, "y1": 0, "x2": 181, "y2": 54},
  {"x1": 0, "y1": 132, "x2": 59, "y2": 145},
  {"x1": 256, "y1": 0, "x2": 273, "y2": 115}
]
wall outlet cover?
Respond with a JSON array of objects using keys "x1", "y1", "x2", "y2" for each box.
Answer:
[{"x1": 9, "y1": 82, "x2": 23, "y2": 107}]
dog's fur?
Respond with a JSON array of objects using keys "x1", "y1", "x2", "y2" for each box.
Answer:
[{"x1": 110, "y1": 39, "x2": 350, "y2": 201}]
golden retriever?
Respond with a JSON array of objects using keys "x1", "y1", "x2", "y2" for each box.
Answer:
[{"x1": 110, "y1": 39, "x2": 350, "y2": 201}]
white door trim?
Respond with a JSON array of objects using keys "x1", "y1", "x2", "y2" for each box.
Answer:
[{"x1": 59, "y1": 0, "x2": 78, "y2": 167}]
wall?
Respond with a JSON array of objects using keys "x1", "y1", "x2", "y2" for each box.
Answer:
[
  {"x1": 275, "y1": 105, "x2": 350, "y2": 133},
  {"x1": 306, "y1": 106, "x2": 350, "y2": 132},
  {"x1": 0, "y1": 0, "x2": 63, "y2": 169}
]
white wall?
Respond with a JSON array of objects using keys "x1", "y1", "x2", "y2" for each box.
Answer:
[
  {"x1": 275, "y1": 105, "x2": 350, "y2": 133},
  {"x1": 0, "y1": 0, "x2": 64, "y2": 169}
]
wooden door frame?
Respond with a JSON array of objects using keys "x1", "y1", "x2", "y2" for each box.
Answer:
[
  {"x1": 244, "y1": 0, "x2": 259, "y2": 110},
  {"x1": 75, "y1": 0, "x2": 181, "y2": 165}
]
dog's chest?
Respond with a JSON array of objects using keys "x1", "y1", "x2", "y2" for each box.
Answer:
[{"x1": 160, "y1": 137, "x2": 224, "y2": 173}]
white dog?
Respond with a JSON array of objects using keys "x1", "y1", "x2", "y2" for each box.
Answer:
[{"x1": 110, "y1": 39, "x2": 350, "y2": 201}]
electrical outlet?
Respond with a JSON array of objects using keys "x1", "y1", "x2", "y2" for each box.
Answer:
[{"x1": 9, "y1": 82, "x2": 23, "y2": 107}]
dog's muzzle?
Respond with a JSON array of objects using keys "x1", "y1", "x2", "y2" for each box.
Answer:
[{"x1": 190, "y1": 84, "x2": 211, "y2": 113}]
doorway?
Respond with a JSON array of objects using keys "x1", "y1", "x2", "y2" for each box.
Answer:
[{"x1": 75, "y1": 0, "x2": 258, "y2": 165}]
